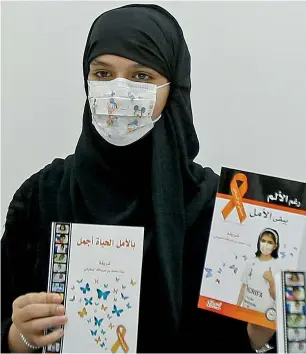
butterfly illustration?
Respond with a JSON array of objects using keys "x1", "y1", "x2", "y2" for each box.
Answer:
[
  {"x1": 71, "y1": 285, "x2": 75, "y2": 290},
  {"x1": 95, "y1": 302, "x2": 99, "y2": 306},
  {"x1": 216, "y1": 279, "x2": 220, "y2": 284},
  {"x1": 77, "y1": 307, "x2": 87, "y2": 318},
  {"x1": 113, "y1": 289, "x2": 118, "y2": 294},
  {"x1": 280, "y1": 252, "x2": 286, "y2": 259},
  {"x1": 104, "y1": 284, "x2": 108, "y2": 288},
  {"x1": 114, "y1": 297, "x2": 117, "y2": 302},
  {"x1": 204, "y1": 268, "x2": 213, "y2": 278},
  {"x1": 69, "y1": 295, "x2": 75, "y2": 302},
  {"x1": 126, "y1": 303, "x2": 132, "y2": 309},
  {"x1": 100, "y1": 342, "x2": 105, "y2": 348},
  {"x1": 80, "y1": 283, "x2": 90, "y2": 294},
  {"x1": 290, "y1": 253, "x2": 294, "y2": 257},
  {"x1": 87, "y1": 318, "x2": 92, "y2": 324},
  {"x1": 84, "y1": 297, "x2": 93, "y2": 306},
  {"x1": 233, "y1": 254, "x2": 238, "y2": 259},
  {"x1": 101, "y1": 304, "x2": 107, "y2": 311},
  {"x1": 94, "y1": 308, "x2": 97, "y2": 313},
  {"x1": 94, "y1": 316, "x2": 103, "y2": 327},
  {"x1": 79, "y1": 298, "x2": 83, "y2": 303},
  {"x1": 248, "y1": 268, "x2": 253, "y2": 279},
  {"x1": 284, "y1": 244, "x2": 287, "y2": 248},
  {"x1": 130, "y1": 279, "x2": 136, "y2": 286},
  {"x1": 97, "y1": 289, "x2": 111, "y2": 300},
  {"x1": 222, "y1": 262, "x2": 226, "y2": 267},
  {"x1": 116, "y1": 277, "x2": 120, "y2": 282},
  {"x1": 107, "y1": 314, "x2": 112, "y2": 320},
  {"x1": 121, "y1": 292, "x2": 129, "y2": 300},
  {"x1": 242, "y1": 255, "x2": 248, "y2": 261},
  {"x1": 95, "y1": 336, "x2": 101, "y2": 344},
  {"x1": 122, "y1": 285, "x2": 126, "y2": 289},
  {"x1": 229, "y1": 265, "x2": 238, "y2": 274},
  {"x1": 76, "y1": 279, "x2": 83, "y2": 284},
  {"x1": 94, "y1": 278, "x2": 99, "y2": 284},
  {"x1": 90, "y1": 329, "x2": 97, "y2": 336},
  {"x1": 294, "y1": 247, "x2": 298, "y2": 251},
  {"x1": 217, "y1": 268, "x2": 222, "y2": 275},
  {"x1": 101, "y1": 329, "x2": 106, "y2": 335},
  {"x1": 109, "y1": 323, "x2": 115, "y2": 330},
  {"x1": 112, "y1": 304, "x2": 123, "y2": 317}
]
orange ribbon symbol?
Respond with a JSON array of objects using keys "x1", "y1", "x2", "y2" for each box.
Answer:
[
  {"x1": 111, "y1": 325, "x2": 129, "y2": 353},
  {"x1": 221, "y1": 173, "x2": 248, "y2": 223}
]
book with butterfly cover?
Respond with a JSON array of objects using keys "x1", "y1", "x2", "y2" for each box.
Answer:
[
  {"x1": 275, "y1": 270, "x2": 306, "y2": 353},
  {"x1": 43, "y1": 222, "x2": 144, "y2": 353},
  {"x1": 198, "y1": 166, "x2": 306, "y2": 329}
]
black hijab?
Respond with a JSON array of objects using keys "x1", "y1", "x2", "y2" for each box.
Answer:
[{"x1": 42, "y1": 3, "x2": 218, "y2": 337}]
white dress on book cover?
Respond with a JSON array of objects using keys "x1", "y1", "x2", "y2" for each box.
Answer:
[{"x1": 240, "y1": 256, "x2": 280, "y2": 313}]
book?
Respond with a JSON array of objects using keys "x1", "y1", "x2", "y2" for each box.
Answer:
[
  {"x1": 43, "y1": 222, "x2": 144, "y2": 353},
  {"x1": 198, "y1": 167, "x2": 306, "y2": 329},
  {"x1": 276, "y1": 271, "x2": 306, "y2": 353}
]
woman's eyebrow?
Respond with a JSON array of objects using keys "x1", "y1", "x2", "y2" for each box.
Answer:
[
  {"x1": 131, "y1": 63, "x2": 152, "y2": 70},
  {"x1": 91, "y1": 59, "x2": 113, "y2": 67},
  {"x1": 90, "y1": 59, "x2": 154, "y2": 71}
]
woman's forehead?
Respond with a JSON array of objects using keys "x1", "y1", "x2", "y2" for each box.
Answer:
[
  {"x1": 261, "y1": 233, "x2": 274, "y2": 240},
  {"x1": 90, "y1": 54, "x2": 157, "y2": 71}
]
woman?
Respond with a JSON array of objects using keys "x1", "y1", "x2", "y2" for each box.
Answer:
[
  {"x1": 1, "y1": 4, "x2": 274, "y2": 353},
  {"x1": 237, "y1": 228, "x2": 280, "y2": 315}
]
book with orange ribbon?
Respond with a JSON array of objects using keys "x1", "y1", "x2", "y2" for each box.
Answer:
[
  {"x1": 198, "y1": 167, "x2": 306, "y2": 329},
  {"x1": 43, "y1": 222, "x2": 144, "y2": 353}
]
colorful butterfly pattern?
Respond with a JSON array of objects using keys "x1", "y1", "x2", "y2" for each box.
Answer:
[
  {"x1": 73, "y1": 277, "x2": 136, "y2": 348},
  {"x1": 94, "y1": 316, "x2": 103, "y2": 327},
  {"x1": 84, "y1": 297, "x2": 93, "y2": 305},
  {"x1": 112, "y1": 304, "x2": 123, "y2": 317},
  {"x1": 80, "y1": 283, "x2": 90, "y2": 294},
  {"x1": 97, "y1": 289, "x2": 111, "y2": 300},
  {"x1": 77, "y1": 307, "x2": 87, "y2": 318}
]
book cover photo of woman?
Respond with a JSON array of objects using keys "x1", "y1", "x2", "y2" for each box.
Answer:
[{"x1": 237, "y1": 228, "x2": 281, "y2": 318}]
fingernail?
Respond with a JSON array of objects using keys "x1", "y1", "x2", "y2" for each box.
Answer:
[
  {"x1": 58, "y1": 315, "x2": 67, "y2": 322},
  {"x1": 53, "y1": 295, "x2": 61, "y2": 302},
  {"x1": 56, "y1": 305, "x2": 65, "y2": 313}
]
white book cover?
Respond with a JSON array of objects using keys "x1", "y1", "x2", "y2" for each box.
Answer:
[
  {"x1": 43, "y1": 222, "x2": 144, "y2": 353},
  {"x1": 275, "y1": 271, "x2": 306, "y2": 353},
  {"x1": 198, "y1": 167, "x2": 306, "y2": 329}
]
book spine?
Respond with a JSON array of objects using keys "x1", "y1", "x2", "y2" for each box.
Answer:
[{"x1": 43, "y1": 222, "x2": 72, "y2": 354}]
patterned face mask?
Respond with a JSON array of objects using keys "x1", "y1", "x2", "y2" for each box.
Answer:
[{"x1": 88, "y1": 78, "x2": 170, "y2": 146}]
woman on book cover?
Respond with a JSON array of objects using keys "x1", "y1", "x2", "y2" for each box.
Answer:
[{"x1": 237, "y1": 228, "x2": 280, "y2": 316}]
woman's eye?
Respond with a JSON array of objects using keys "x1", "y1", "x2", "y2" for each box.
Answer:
[
  {"x1": 134, "y1": 73, "x2": 150, "y2": 81},
  {"x1": 95, "y1": 71, "x2": 111, "y2": 78}
]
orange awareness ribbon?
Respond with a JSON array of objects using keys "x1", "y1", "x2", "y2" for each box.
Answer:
[
  {"x1": 111, "y1": 325, "x2": 129, "y2": 353},
  {"x1": 221, "y1": 173, "x2": 248, "y2": 223}
]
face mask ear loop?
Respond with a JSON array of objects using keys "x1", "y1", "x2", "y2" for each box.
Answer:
[{"x1": 157, "y1": 82, "x2": 171, "y2": 89}]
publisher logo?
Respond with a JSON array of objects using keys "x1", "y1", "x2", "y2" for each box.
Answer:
[
  {"x1": 206, "y1": 299, "x2": 223, "y2": 311},
  {"x1": 265, "y1": 308, "x2": 277, "y2": 321}
]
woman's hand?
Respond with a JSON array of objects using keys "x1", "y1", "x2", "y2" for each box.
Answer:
[
  {"x1": 263, "y1": 267, "x2": 273, "y2": 283},
  {"x1": 8, "y1": 292, "x2": 68, "y2": 353},
  {"x1": 247, "y1": 323, "x2": 275, "y2": 350}
]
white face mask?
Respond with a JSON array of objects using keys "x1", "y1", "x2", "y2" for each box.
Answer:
[
  {"x1": 260, "y1": 241, "x2": 274, "y2": 256},
  {"x1": 87, "y1": 78, "x2": 170, "y2": 146}
]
